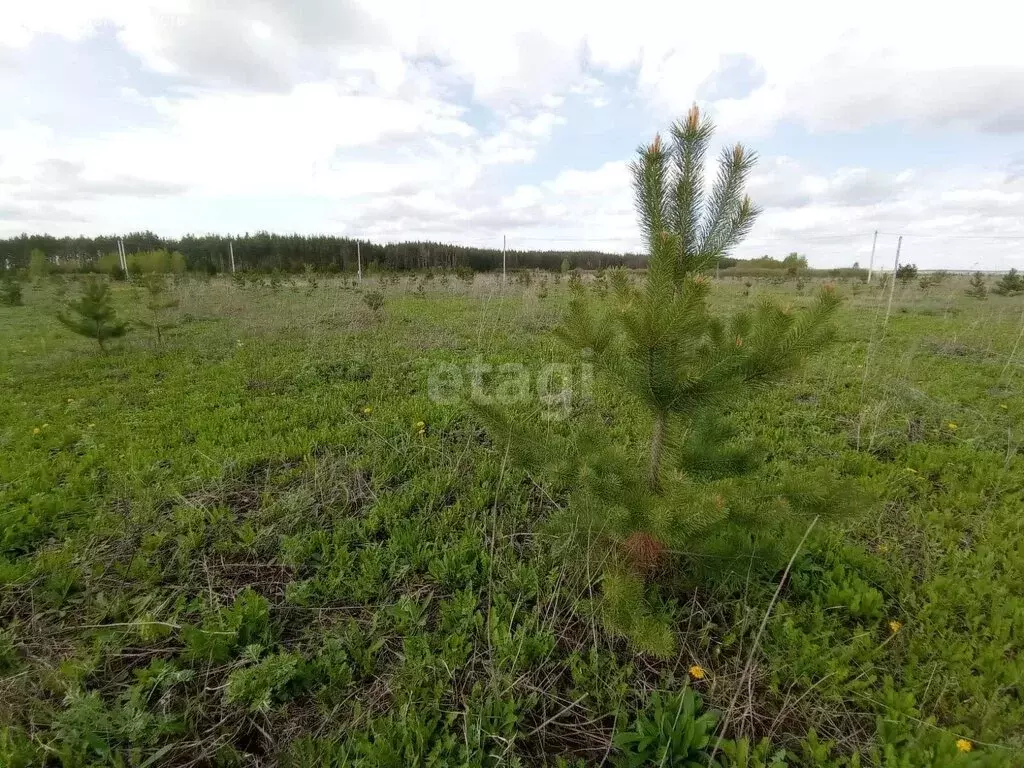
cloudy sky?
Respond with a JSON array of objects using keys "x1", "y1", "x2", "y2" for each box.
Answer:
[{"x1": 2, "y1": 1, "x2": 1022, "y2": 268}]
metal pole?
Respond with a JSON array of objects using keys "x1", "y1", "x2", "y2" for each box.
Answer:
[
  {"x1": 502, "y1": 234, "x2": 506, "y2": 283},
  {"x1": 357, "y1": 241, "x2": 362, "y2": 283},
  {"x1": 867, "y1": 230, "x2": 878, "y2": 283},
  {"x1": 229, "y1": 241, "x2": 236, "y2": 273}
]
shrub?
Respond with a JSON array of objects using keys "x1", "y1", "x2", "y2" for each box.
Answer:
[
  {"x1": 993, "y1": 268, "x2": 1024, "y2": 296},
  {"x1": 29, "y1": 249, "x2": 48, "y2": 279},
  {"x1": 965, "y1": 272, "x2": 987, "y2": 299},
  {"x1": 1, "y1": 274, "x2": 23, "y2": 306},
  {"x1": 895, "y1": 263, "x2": 918, "y2": 285}
]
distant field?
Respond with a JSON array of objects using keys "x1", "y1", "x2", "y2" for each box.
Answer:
[{"x1": 1, "y1": 272, "x2": 1022, "y2": 766}]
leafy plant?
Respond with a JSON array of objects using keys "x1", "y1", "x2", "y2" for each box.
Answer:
[
  {"x1": 614, "y1": 687, "x2": 718, "y2": 767},
  {"x1": 476, "y1": 105, "x2": 842, "y2": 653},
  {"x1": 57, "y1": 277, "x2": 130, "y2": 351},
  {"x1": 183, "y1": 589, "x2": 273, "y2": 663},
  {"x1": 717, "y1": 737, "x2": 789, "y2": 767},
  {"x1": 226, "y1": 649, "x2": 303, "y2": 713}
]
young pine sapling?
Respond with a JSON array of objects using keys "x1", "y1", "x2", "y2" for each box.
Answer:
[
  {"x1": 965, "y1": 272, "x2": 987, "y2": 299},
  {"x1": 476, "y1": 105, "x2": 846, "y2": 656},
  {"x1": 58, "y1": 277, "x2": 130, "y2": 352},
  {"x1": 362, "y1": 289, "x2": 385, "y2": 314},
  {"x1": 993, "y1": 268, "x2": 1024, "y2": 297},
  {"x1": 137, "y1": 273, "x2": 180, "y2": 345}
]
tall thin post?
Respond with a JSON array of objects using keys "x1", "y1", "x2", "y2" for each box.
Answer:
[
  {"x1": 502, "y1": 234, "x2": 506, "y2": 283},
  {"x1": 357, "y1": 241, "x2": 362, "y2": 283},
  {"x1": 866, "y1": 230, "x2": 878, "y2": 283},
  {"x1": 882, "y1": 236, "x2": 902, "y2": 328},
  {"x1": 229, "y1": 241, "x2": 236, "y2": 273}
]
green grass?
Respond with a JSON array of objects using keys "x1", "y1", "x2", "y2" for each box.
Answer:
[{"x1": 1, "y1": 273, "x2": 1022, "y2": 766}]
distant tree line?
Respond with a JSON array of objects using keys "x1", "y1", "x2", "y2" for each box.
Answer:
[
  {"x1": 0, "y1": 232, "x2": 645, "y2": 274},
  {"x1": 0, "y1": 232, "x2": 892, "y2": 280}
]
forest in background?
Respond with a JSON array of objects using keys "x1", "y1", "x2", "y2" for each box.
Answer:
[
  {"x1": 0, "y1": 231, "x2": 864, "y2": 277},
  {"x1": 0, "y1": 231, "x2": 645, "y2": 274}
]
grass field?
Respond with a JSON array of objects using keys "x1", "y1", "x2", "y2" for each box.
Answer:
[{"x1": 1, "y1": 272, "x2": 1022, "y2": 767}]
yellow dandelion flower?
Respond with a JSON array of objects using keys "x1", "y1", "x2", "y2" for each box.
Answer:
[
  {"x1": 947, "y1": 422, "x2": 957, "y2": 430},
  {"x1": 362, "y1": 406, "x2": 372, "y2": 414},
  {"x1": 888, "y1": 620, "x2": 902, "y2": 634},
  {"x1": 956, "y1": 739, "x2": 972, "y2": 752},
  {"x1": 415, "y1": 421, "x2": 426, "y2": 429},
  {"x1": 688, "y1": 664, "x2": 706, "y2": 680},
  {"x1": 33, "y1": 427, "x2": 40, "y2": 435}
]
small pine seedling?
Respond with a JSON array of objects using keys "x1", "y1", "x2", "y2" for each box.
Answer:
[
  {"x1": 58, "y1": 277, "x2": 130, "y2": 351},
  {"x1": 137, "y1": 273, "x2": 180, "y2": 345},
  {"x1": 1, "y1": 274, "x2": 23, "y2": 306}
]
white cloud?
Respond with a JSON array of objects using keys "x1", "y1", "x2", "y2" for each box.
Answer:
[
  {"x1": 1, "y1": 0, "x2": 1022, "y2": 269},
  {"x1": 4, "y1": 0, "x2": 1023, "y2": 132}
]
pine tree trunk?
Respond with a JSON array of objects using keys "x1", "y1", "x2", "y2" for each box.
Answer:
[{"x1": 648, "y1": 411, "x2": 667, "y2": 491}]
